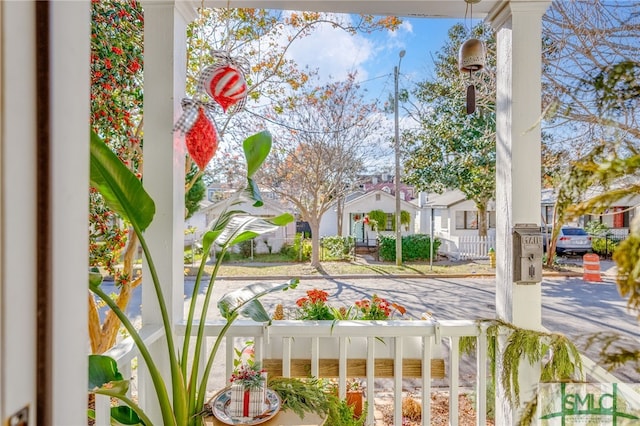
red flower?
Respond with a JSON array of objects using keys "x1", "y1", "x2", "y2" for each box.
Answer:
[
  {"x1": 111, "y1": 46, "x2": 123, "y2": 55},
  {"x1": 128, "y1": 60, "x2": 141, "y2": 73},
  {"x1": 307, "y1": 289, "x2": 329, "y2": 303},
  {"x1": 354, "y1": 294, "x2": 405, "y2": 320}
]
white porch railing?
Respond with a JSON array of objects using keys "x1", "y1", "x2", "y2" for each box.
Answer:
[{"x1": 95, "y1": 319, "x2": 490, "y2": 426}]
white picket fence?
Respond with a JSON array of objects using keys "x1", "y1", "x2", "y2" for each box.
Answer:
[{"x1": 436, "y1": 234, "x2": 496, "y2": 260}]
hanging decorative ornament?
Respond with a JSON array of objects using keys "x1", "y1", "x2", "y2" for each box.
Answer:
[
  {"x1": 458, "y1": 0, "x2": 485, "y2": 114},
  {"x1": 197, "y1": 51, "x2": 250, "y2": 113},
  {"x1": 173, "y1": 99, "x2": 219, "y2": 170}
]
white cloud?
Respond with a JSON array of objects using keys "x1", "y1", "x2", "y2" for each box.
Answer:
[
  {"x1": 388, "y1": 20, "x2": 413, "y2": 38},
  {"x1": 282, "y1": 14, "x2": 374, "y2": 85}
]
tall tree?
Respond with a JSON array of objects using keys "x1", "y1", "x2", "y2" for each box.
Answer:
[
  {"x1": 89, "y1": 3, "x2": 399, "y2": 352},
  {"x1": 258, "y1": 75, "x2": 381, "y2": 267},
  {"x1": 542, "y1": 0, "x2": 640, "y2": 158},
  {"x1": 540, "y1": 1, "x2": 640, "y2": 262},
  {"x1": 186, "y1": 9, "x2": 399, "y2": 188},
  {"x1": 403, "y1": 23, "x2": 496, "y2": 236}
]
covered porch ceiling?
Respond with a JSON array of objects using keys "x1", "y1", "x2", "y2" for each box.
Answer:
[{"x1": 200, "y1": 0, "x2": 507, "y2": 19}]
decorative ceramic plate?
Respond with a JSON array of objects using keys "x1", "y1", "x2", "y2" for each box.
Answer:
[{"x1": 210, "y1": 387, "x2": 281, "y2": 425}]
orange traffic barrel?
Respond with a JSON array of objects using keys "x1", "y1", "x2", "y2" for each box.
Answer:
[{"x1": 583, "y1": 253, "x2": 602, "y2": 282}]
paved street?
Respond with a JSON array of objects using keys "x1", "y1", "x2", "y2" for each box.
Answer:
[{"x1": 101, "y1": 271, "x2": 640, "y2": 383}]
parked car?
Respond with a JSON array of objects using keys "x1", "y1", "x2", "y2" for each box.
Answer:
[{"x1": 543, "y1": 226, "x2": 592, "y2": 255}]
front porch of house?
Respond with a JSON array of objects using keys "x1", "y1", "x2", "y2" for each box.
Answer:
[
  {"x1": 93, "y1": 317, "x2": 627, "y2": 426},
  {"x1": 3, "y1": 0, "x2": 604, "y2": 425}
]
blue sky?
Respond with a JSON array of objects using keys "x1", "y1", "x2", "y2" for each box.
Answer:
[
  {"x1": 284, "y1": 15, "x2": 464, "y2": 104},
  {"x1": 278, "y1": 14, "x2": 465, "y2": 170}
]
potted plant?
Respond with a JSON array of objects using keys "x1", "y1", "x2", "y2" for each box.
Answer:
[
  {"x1": 345, "y1": 379, "x2": 364, "y2": 419},
  {"x1": 87, "y1": 130, "x2": 297, "y2": 426}
]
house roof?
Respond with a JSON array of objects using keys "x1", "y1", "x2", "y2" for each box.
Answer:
[
  {"x1": 540, "y1": 186, "x2": 640, "y2": 207},
  {"x1": 203, "y1": 194, "x2": 291, "y2": 216},
  {"x1": 424, "y1": 190, "x2": 467, "y2": 208},
  {"x1": 345, "y1": 191, "x2": 365, "y2": 203},
  {"x1": 344, "y1": 189, "x2": 417, "y2": 210}
]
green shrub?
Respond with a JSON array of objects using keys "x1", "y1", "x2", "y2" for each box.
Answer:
[
  {"x1": 214, "y1": 250, "x2": 231, "y2": 262},
  {"x1": 238, "y1": 239, "x2": 254, "y2": 258},
  {"x1": 378, "y1": 234, "x2": 441, "y2": 262},
  {"x1": 585, "y1": 220, "x2": 611, "y2": 236},
  {"x1": 321, "y1": 236, "x2": 355, "y2": 260},
  {"x1": 585, "y1": 221, "x2": 619, "y2": 256},
  {"x1": 591, "y1": 236, "x2": 619, "y2": 256},
  {"x1": 282, "y1": 233, "x2": 312, "y2": 261}
]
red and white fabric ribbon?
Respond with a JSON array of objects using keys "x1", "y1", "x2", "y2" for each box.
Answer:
[
  {"x1": 197, "y1": 50, "x2": 250, "y2": 113},
  {"x1": 229, "y1": 382, "x2": 266, "y2": 418}
]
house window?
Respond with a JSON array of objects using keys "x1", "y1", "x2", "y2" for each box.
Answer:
[
  {"x1": 455, "y1": 211, "x2": 478, "y2": 230},
  {"x1": 385, "y1": 213, "x2": 394, "y2": 231},
  {"x1": 375, "y1": 194, "x2": 381, "y2": 201}
]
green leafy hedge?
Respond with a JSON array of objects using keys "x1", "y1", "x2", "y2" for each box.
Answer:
[
  {"x1": 321, "y1": 236, "x2": 355, "y2": 260},
  {"x1": 378, "y1": 234, "x2": 441, "y2": 262},
  {"x1": 282, "y1": 233, "x2": 312, "y2": 261}
]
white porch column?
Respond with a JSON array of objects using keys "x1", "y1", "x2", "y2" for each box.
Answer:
[
  {"x1": 2, "y1": 1, "x2": 90, "y2": 424},
  {"x1": 49, "y1": 2, "x2": 92, "y2": 424},
  {"x1": 139, "y1": 1, "x2": 194, "y2": 421},
  {"x1": 489, "y1": 0, "x2": 551, "y2": 423}
]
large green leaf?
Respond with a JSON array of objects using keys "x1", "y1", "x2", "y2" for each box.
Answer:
[
  {"x1": 243, "y1": 131, "x2": 272, "y2": 178},
  {"x1": 88, "y1": 354, "x2": 125, "y2": 392},
  {"x1": 90, "y1": 130, "x2": 155, "y2": 231},
  {"x1": 218, "y1": 279, "x2": 299, "y2": 321},
  {"x1": 245, "y1": 178, "x2": 263, "y2": 207},
  {"x1": 215, "y1": 213, "x2": 294, "y2": 248},
  {"x1": 111, "y1": 406, "x2": 145, "y2": 425},
  {"x1": 89, "y1": 268, "x2": 103, "y2": 291}
]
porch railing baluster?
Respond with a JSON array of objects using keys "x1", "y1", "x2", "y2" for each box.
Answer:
[
  {"x1": 97, "y1": 320, "x2": 504, "y2": 425},
  {"x1": 449, "y1": 336, "x2": 460, "y2": 426}
]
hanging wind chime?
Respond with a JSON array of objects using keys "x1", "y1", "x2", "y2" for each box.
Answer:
[
  {"x1": 173, "y1": 7, "x2": 250, "y2": 171},
  {"x1": 458, "y1": 0, "x2": 485, "y2": 115}
]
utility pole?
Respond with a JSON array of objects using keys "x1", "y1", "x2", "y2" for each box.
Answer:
[{"x1": 394, "y1": 50, "x2": 406, "y2": 266}]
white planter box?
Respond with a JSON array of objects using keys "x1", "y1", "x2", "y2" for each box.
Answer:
[{"x1": 265, "y1": 321, "x2": 444, "y2": 360}]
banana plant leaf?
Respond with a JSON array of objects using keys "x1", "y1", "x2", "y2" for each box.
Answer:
[
  {"x1": 88, "y1": 354, "x2": 125, "y2": 392},
  {"x1": 243, "y1": 131, "x2": 272, "y2": 178},
  {"x1": 218, "y1": 279, "x2": 299, "y2": 321},
  {"x1": 89, "y1": 268, "x2": 103, "y2": 291},
  {"x1": 90, "y1": 130, "x2": 155, "y2": 232},
  {"x1": 214, "y1": 213, "x2": 294, "y2": 248},
  {"x1": 243, "y1": 131, "x2": 271, "y2": 207},
  {"x1": 111, "y1": 406, "x2": 145, "y2": 425}
]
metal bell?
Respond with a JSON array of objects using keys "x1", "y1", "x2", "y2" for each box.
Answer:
[{"x1": 458, "y1": 38, "x2": 485, "y2": 73}]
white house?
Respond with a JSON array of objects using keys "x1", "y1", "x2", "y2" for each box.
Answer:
[
  {"x1": 541, "y1": 188, "x2": 639, "y2": 237},
  {"x1": 413, "y1": 190, "x2": 496, "y2": 259},
  {"x1": 185, "y1": 195, "x2": 296, "y2": 254},
  {"x1": 319, "y1": 189, "x2": 418, "y2": 243}
]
